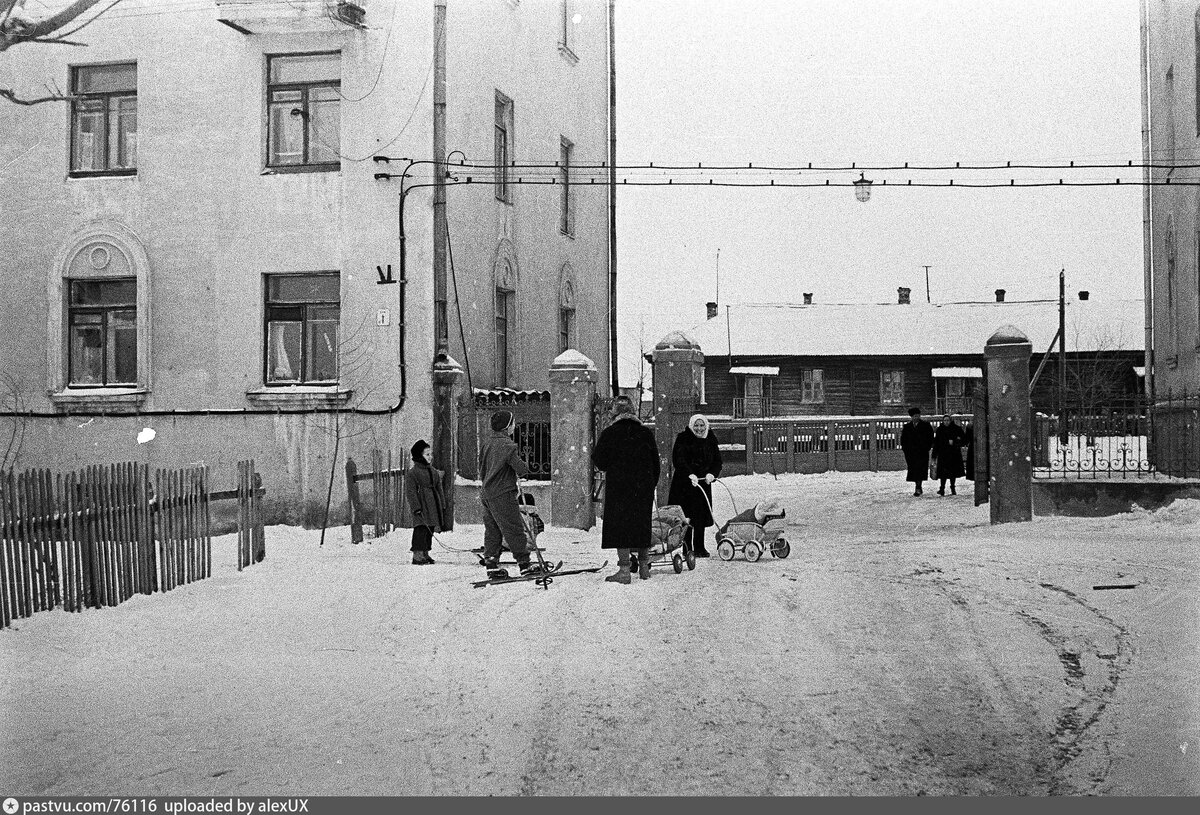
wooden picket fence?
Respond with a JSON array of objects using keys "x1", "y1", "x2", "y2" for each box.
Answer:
[
  {"x1": 344, "y1": 449, "x2": 410, "y2": 545},
  {"x1": 0, "y1": 459, "x2": 265, "y2": 629}
]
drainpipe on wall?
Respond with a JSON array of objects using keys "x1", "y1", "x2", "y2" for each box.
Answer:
[
  {"x1": 1140, "y1": 0, "x2": 1155, "y2": 403},
  {"x1": 608, "y1": 0, "x2": 619, "y2": 397},
  {"x1": 433, "y1": 0, "x2": 449, "y2": 359}
]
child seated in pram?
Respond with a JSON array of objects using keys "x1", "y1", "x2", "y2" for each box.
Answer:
[{"x1": 717, "y1": 498, "x2": 786, "y2": 535}]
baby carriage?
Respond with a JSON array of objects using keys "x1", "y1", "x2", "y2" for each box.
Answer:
[
  {"x1": 714, "y1": 499, "x2": 790, "y2": 563},
  {"x1": 632, "y1": 504, "x2": 696, "y2": 575}
]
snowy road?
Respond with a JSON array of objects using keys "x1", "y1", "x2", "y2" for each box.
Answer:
[{"x1": 2, "y1": 471, "x2": 1197, "y2": 795}]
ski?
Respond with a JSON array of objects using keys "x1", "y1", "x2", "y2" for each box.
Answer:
[
  {"x1": 471, "y1": 560, "x2": 609, "y2": 588},
  {"x1": 471, "y1": 560, "x2": 564, "y2": 587}
]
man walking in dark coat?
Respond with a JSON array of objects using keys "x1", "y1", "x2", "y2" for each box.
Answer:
[
  {"x1": 899, "y1": 406, "x2": 935, "y2": 497},
  {"x1": 478, "y1": 409, "x2": 545, "y2": 576},
  {"x1": 932, "y1": 414, "x2": 968, "y2": 495},
  {"x1": 591, "y1": 396, "x2": 660, "y2": 584}
]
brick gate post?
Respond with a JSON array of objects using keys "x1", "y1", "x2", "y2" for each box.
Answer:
[
  {"x1": 549, "y1": 350, "x2": 598, "y2": 529},
  {"x1": 984, "y1": 326, "x2": 1033, "y2": 524},
  {"x1": 652, "y1": 332, "x2": 703, "y2": 506}
]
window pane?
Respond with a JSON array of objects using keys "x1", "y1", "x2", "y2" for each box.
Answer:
[
  {"x1": 108, "y1": 310, "x2": 137, "y2": 384},
  {"x1": 268, "y1": 99, "x2": 305, "y2": 165},
  {"x1": 69, "y1": 317, "x2": 104, "y2": 385},
  {"x1": 268, "y1": 274, "x2": 339, "y2": 304},
  {"x1": 495, "y1": 126, "x2": 508, "y2": 198},
  {"x1": 72, "y1": 100, "x2": 105, "y2": 171},
  {"x1": 108, "y1": 95, "x2": 137, "y2": 169},
  {"x1": 70, "y1": 279, "x2": 136, "y2": 306},
  {"x1": 307, "y1": 91, "x2": 340, "y2": 163},
  {"x1": 306, "y1": 316, "x2": 339, "y2": 382},
  {"x1": 74, "y1": 63, "x2": 136, "y2": 94},
  {"x1": 266, "y1": 321, "x2": 302, "y2": 382},
  {"x1": 269, "y1": 53, "x2": 341, "y2": 85}
]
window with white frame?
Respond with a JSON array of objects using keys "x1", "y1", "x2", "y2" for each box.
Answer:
[
  {"x1": 267, "y1": 52, "x2": 341, "y2": 169},
  {"x1": 264, "y1": 273, "x2": 340, "y2": 384},
  {"x1": 70, "y1": 63, "x2": 137, "y2": 176},
  {"x1": 495, "y1": 92, "x2": 514, "y2": 202},
  {"x1": 800, "y1": 368, "x2": 824, "y2": 404},
  {"x1": 880, "y1": 370, "x2": 905, "y2": 405}
]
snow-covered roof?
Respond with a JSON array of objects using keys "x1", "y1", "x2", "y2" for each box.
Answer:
[
  {"x1": 931, "y1": 367, "x2": 983, "y2": 378},
  {"x1": 685, "y1": 298, "x2": 1144, "y2": 358},
  {"x1": 728, "y1": 365, "x2": 780, "y2": 376}
]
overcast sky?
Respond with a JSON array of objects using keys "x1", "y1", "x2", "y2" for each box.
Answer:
[{"x1": 613, "y1": 0, "x2": 1144, "y2": 387}]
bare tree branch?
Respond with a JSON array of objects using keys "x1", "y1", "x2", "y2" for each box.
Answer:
[
  {"x1": 0, "y1": 0, "x2": 117, "y2": 52},
  {"x1": 0, "y1": 82, "x2": 76, "y2": 105}
]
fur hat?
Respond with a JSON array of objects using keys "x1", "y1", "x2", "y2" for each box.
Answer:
[
  {"x1": 491, "y1": 410, "x2": 515, "y2": 432},
  {"x1": 410, "y1": 439, "x2": 430, "y2": 463}
]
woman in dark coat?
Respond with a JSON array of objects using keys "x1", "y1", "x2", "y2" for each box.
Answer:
[
  {"x1": 405, "y1": 439, "x2": 447, "y2": 565},
  {"x1": 667, "y1": 414, "x2": 722, "y2": 557},
  {"x1": 933, "y1": 414, "x2": 968, "y2": 495},
  {"x1": 591, "y1": 396, "x2": 661, "y2": 583},
  {"x1": 899, "y1": 407, "x2": 935, "y2": 497}
]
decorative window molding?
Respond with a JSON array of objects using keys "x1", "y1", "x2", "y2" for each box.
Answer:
[
  {"x1": 48, "y1": 220, "x2": 152, "y2": 408},
  {"x1": 558, "y1": 262, "x2": 577, "y2": 352},
  {"x1": 245, "y1": 385, "x2": 353, "y2": 407},
  {"x1": 493, "y1": 238, "x2": 520, "y2": 386}
]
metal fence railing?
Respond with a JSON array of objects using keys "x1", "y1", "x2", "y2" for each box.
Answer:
[{"x1": 1034, "y1": 390, "x2": 1199, "y2": 479}]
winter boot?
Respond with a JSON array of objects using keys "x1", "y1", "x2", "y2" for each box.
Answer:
[
  {"x1": 638, "y1": 557, "x2": 652, "y2": 580},
  {"x1": 412, "y1": 552, "x2": 431, "y2": 565},
  {"x1": 519, "y1": 561, "x2": 549, "y2": 577},
  {"x1": 605, "y1": 566, "x2": 632, "y2": 585}
]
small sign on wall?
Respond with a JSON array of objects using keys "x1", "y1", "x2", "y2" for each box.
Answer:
[{"x1": 377, "y1": 309, "x2": 390, "y2": 326}]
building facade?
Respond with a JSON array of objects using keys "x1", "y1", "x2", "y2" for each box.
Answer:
[
  {"x1": 675, "y1": 292, "x2": 1144, "y2": 420},
  {"x1": 0, "y1": 0, "x2": 612, "y2": 522},
  {"x1": 1142, "y1": 0, "x2": 1200, "y2": 474}
]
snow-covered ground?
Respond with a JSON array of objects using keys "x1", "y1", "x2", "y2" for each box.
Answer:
[{"x1": 1, "y1": 471, "x2": 1198, "y2": 795}]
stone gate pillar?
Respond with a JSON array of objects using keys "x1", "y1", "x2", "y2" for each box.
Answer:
[
  {"x1": 549, "y1": 350, "x2": 598, "y2": 529},
  {"x1": 652, "y1": 331, "x2": 703, "y2": 505},
  {"x1": 984, "y1": 326, "x2": 1033, "y2": 524},
  {"x1": 432, "y1": 352, "x2": 464, "y2": 530}
]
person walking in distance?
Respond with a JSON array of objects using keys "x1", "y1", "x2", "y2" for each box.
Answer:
[
  {"x1": 478, "y1": 410, "x2": 545, "y2": 576},
  {"x1": 668, "y1": 414, "x2": 722, "y2": 557},
  {"x1": 900, "y1": 406, "x2": 936, "y2": 497},
  {"x1": 404, "y1": 439, "x2": 447, "y2": 565},
  {"x1": 932, "y1": 413, "x2": 968, "y2": 496},
  {"x1": 591, "y1": 395, "x2": 661, "y2": 584}
]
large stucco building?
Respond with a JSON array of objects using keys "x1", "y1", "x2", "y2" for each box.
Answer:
[
  {"x1": 1141, "y1": 0, "x2": 1200, "y2": 474},
  {"x1": 0, "y1": 0, "x2": 613, "y2": 521}
]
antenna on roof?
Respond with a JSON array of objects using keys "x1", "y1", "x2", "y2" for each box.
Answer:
[{"x1": 922, "y1": 265, "x2": 932, "y2": 304}]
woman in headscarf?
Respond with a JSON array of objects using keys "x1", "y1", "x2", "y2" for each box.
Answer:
[{"x1": 667, "y1": 414, "x2": 722, "y2": 557}]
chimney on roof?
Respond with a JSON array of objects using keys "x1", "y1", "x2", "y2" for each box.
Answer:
[
  {"x1": 803, "y1": 293, "x2": 813, "y2": 305},
  {"x1": 897, "y1": 287, "x2": 911, "y2": 305},
  {"x1": 705, "y1": 301, "x2": 718, "y2": 320},
  {"x1": 1078, "y1": 290, "x2": 1090, "y2": 301},
  {"x1": 995, "y1": 289, "x2": 1006, "y2": 303}
]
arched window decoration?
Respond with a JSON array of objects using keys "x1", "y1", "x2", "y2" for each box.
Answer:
[
  {"x1": 558, "y1": 263, "x2": 577, "y2": 353},
  {"x1": 48, "y1": 221, "x2": 152, "y2": 404},
  {"x1": 493, "y1": 240, "x2": 519, "y2": 387}
]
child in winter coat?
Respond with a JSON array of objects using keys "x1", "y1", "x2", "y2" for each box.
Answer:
[{"x1": 405, "y1": 439, "x2": 447, "y2": 565}]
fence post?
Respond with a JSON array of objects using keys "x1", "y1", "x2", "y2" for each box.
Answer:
[
  {"x1": 826, "y1": 421, "x2": 836, "y2": 473},
  {"x1": 345, "y1": 458, "x2": 363, "y2": 544},
  {"x1": 252, "y1": 470, "x2": 265, "y2": 563}
]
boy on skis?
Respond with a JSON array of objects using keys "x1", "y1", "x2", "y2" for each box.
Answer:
[{"x1": 478, "y1": 410, "x2": 545, "y2": 577}]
